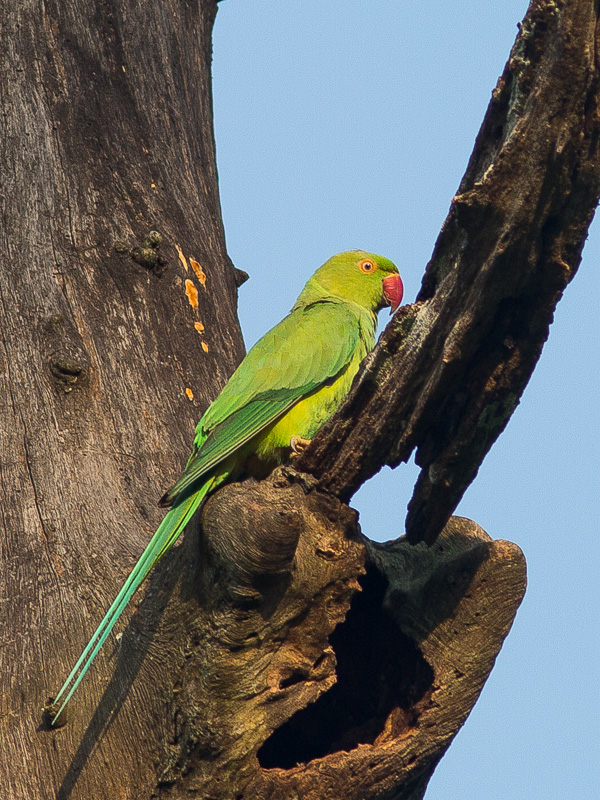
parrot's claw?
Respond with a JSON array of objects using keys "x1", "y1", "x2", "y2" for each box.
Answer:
[{"x1": 290, "y1": 436, "x2": 311, "y2": 457}]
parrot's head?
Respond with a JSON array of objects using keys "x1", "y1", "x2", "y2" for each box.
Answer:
[{"x1": 311, "y1": 251, "x2": 403, "y2": 314}]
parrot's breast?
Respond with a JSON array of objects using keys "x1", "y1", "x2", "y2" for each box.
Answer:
[{"x1": 249, "y1": 338, "x2": 369, "y2": 474}]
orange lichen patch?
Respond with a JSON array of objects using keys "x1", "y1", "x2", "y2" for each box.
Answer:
[
  {"x1": 175, "y1": 244, "x2": 189, "y2": 272},
  {"x1": 201, "y1": 341, "x2": 209, "y2": 353},
  {"x1": 190, "y1": 259, "x2": 207, "y2": 289},
  {"x1": 185, "y1": 387, "x2": 194, "y2": 401},
  {"x1": 185, "y1": 279, "x2": 199, "y2": 310},
  {"x1": 194, "y1": 321, "x2": 205, "y2": 334}
]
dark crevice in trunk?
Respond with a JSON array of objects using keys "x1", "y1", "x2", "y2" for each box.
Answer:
[{"x1": 257, "y1": 564, "x2": 434, "y2": 769}]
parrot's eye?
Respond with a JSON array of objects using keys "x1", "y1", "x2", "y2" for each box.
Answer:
[{"x1": 359, "y1": 259, "x2": 375, "y2": 273}]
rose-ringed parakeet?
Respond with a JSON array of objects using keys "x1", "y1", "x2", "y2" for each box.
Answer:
[{"x1": 51, "y1": 250, "x2": 403, "y2": 724}]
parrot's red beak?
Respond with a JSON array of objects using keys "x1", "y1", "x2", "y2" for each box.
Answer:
[{"x1": 382, "y1": 273, "x2": 404, "y2": 313}]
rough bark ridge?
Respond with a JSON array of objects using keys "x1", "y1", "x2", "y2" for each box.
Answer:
[{"x1": 0, "y1": 1, "x2": 596, "y2": 799}]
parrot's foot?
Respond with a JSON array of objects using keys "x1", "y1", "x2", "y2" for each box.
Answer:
[{"x1": 290, "y1": 436, "x2": 311, "y2": 457}]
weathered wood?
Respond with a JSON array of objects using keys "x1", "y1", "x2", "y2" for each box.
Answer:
[
  {"x1": 0, "y1": 1, "x2": 243, "y2": 798},
  {"x1": 297, "y1": 0, "x2": 600, "y2": 544},
  {"x1": 149, "y1": 472, "x2": 525, "y2": 799}
]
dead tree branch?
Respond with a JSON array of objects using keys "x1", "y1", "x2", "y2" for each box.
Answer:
[{"x1": 298, "y1": 0, "x2": 600, "y2": 544}]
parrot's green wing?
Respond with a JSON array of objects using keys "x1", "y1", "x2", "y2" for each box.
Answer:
[
  {"x1": 52, "y1": 300, "x2": 362, "y2": 725},
  {"x1": 160, "y1": 299, "x2": 361, "y2": 506}
]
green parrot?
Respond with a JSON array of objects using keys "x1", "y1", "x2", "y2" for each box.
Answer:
[{"x1": 51, "y1": 250, "x2": 403, "y2": 724}]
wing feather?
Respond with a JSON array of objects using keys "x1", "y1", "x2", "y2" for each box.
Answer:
[{"x1": 161, "y1": 301, "x2": 361, "y2": 506}]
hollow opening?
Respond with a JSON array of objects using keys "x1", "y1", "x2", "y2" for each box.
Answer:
[{"x1": 257, "y1": 563, "x2": 434, "y2": 769}]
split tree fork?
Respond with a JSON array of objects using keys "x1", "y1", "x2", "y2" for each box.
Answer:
[{"x1": 0, "y1": 2, "x2": 598, "y2": 800}]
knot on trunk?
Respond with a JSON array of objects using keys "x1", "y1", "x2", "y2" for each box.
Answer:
[{"x1": 199, "y1": 468, "x2": 354, "y2": 606}]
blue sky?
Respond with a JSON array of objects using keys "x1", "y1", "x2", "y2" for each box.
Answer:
[{"x1": 212, "y1": 2, "x2": 599, "y2": 797}]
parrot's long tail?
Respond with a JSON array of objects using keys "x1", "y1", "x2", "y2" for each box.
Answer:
[{"x1": 51, "y1": 482, "x2": 211, "y2": 726}]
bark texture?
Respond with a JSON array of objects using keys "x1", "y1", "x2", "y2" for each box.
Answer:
[
  {"x1": 0, "y1": 1, "x2": 596, "y2": 799},
  {"x1": 0, "y1": 1, "x2": 244, "y2": 798}
]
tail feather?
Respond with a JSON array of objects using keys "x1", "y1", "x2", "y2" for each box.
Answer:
[{"x1": 51, "y1": 482, "x2": 211, "y2": 725}]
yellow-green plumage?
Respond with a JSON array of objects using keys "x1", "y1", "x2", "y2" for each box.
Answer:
[{"x1": 51, "y1": 250, "x2": 400, "y2": 724}]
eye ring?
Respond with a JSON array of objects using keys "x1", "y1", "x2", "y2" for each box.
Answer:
[{"x1": 359, "y1": 259, "x2": 376, "y2": 273}]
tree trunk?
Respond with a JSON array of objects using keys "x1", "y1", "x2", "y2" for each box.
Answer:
[
  {"x1": 0, "y1": 1, "x2": 244, "y2": 797},
  {"x1": 0, "y1": 2, "x2": 597, "y2": 799}
]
